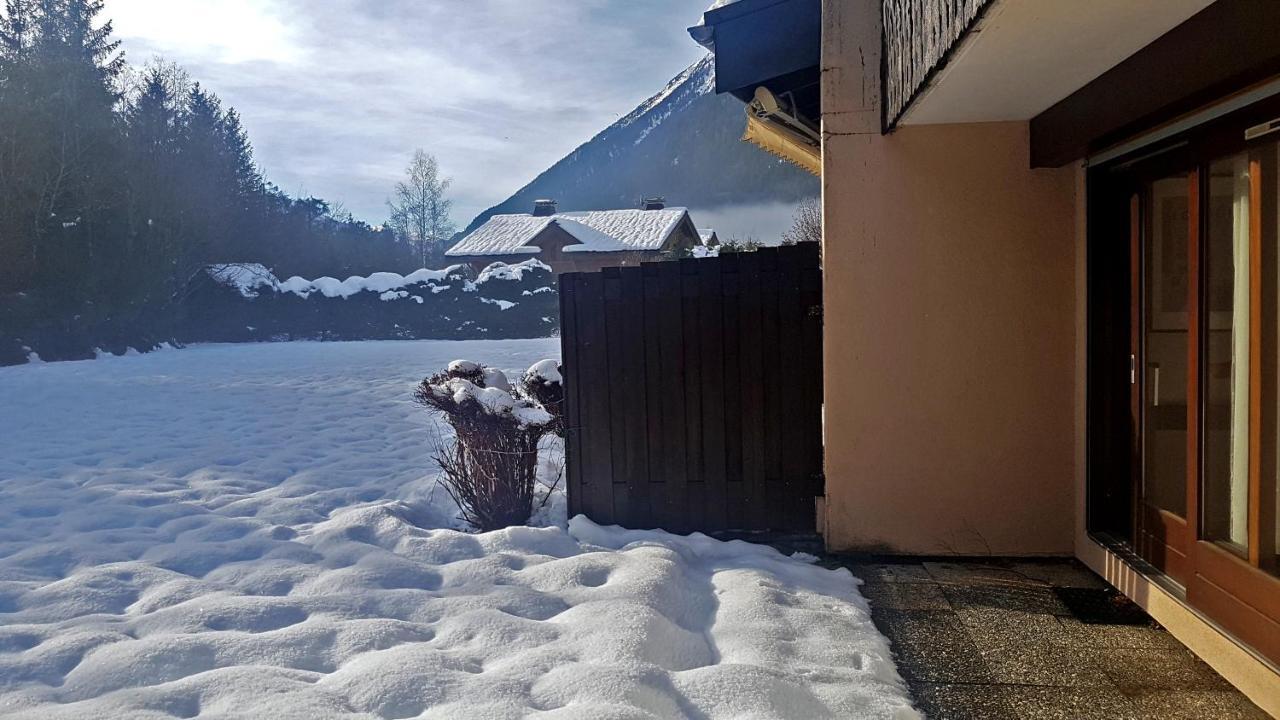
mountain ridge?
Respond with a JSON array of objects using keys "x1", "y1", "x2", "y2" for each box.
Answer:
[{"x1": 462, "y1": 54, "x2": 818, "y2": 237}]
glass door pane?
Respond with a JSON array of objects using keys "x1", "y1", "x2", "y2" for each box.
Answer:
[
  {"x1": 1204, "y1": 153, "x2": 1252, "y2": 554},
  {"x1": 1143, "y1": 175, "x2": 1190, "y2": 520}
]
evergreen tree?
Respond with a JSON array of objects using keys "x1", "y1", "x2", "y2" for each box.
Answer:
[
  {"x1": 123, "y1": 63, "x2": 186, "y2": 302},
  {"x1": 0, "y1": 0, "x2": 124, "y2": 309},
  {"x1": 0, "y1": 1, "x2": 423, "y2": 349}
]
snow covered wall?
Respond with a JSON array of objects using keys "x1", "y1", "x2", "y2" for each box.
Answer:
[{"x1": 179, "y1": 260, "x2": 559, "y2": 346}]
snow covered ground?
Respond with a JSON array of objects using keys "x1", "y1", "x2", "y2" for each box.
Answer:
[{"x1": 0, "y1": 340, "x2": 916, "y2": 719}]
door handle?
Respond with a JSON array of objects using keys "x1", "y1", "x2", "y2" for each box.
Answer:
[{"x1": 1149, "y1": 362, "x2": 1161, "y2": 406}]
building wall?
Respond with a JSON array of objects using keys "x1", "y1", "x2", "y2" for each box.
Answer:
[{"x1": 820, "y1": 0, "x2": 1077, "y2": 554}]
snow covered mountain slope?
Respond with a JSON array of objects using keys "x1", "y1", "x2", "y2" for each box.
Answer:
[{"x1": 464, "y1": 54, "x2": 818, "y2": 235}]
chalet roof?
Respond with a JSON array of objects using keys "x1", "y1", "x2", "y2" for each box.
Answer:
[{"x1": 447, "y1": 207, "x2": 690, "y2": 257}]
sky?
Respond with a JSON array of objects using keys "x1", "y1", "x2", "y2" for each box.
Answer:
[{"x1": 105, "y1": 0, "x2": 713, "y2": 228}]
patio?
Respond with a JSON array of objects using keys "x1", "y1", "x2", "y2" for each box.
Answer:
[{"x1": 840, "y1": 558, "x2": 1270, "y2": 719}]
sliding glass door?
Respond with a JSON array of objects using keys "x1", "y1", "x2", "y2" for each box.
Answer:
[
  {"x1": 1135, "y1": 172, "x2": 1194, "y2": 584},
  {"x1": 1111, "y1": 106, "x2": 1280, "y2": 665}
]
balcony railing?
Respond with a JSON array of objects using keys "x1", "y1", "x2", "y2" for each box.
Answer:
[{"x1": 882, "y1": 0, "x2": 992, "y2": 129}]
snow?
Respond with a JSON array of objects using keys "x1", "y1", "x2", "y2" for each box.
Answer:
[
  {"x1": 448, "y1": 209, "x2": 691, "y2": 256},
  {"x1": 276, "y1": 267, "x2": 463, "y2": 300},
  {"x1": 525, "y1": 358, "x2": 562, "y2": 386},
  {"x1": 480, "y1": 298, "x2": 517, "y2": 311},
  {"x1": 620, "y1": 54, "x2": 714, "y2": 125},
  {"x1": 557, "y1": 208, "x2": 689, "y2": 253},
  {"x1": 474, "y1": 258, "x2": 552, "y2": 284},
  {"x1": 444, "y1": 215, "x2": 555, "y2": 257},
  {"x1": 0, "y1": 340, "x2": 916, "y2": 719},
  {"x1": 206, "y1": 263, "x2": 277, "y2": 298}
]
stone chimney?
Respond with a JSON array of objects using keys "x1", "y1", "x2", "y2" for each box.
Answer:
[
  {"x1": 641, "y1": 196, "x2": 666, "y2": 211},
  {"x1": 532, "y1": 199, "x2": 557, "y2": 217}
]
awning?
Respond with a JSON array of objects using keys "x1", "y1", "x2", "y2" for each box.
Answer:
[{"x1": 742, "y1": 112, "x2": 820, "y2": 176}]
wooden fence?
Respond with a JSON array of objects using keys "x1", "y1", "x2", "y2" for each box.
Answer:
[{"x1": 558, "y1": 243, "x2": 823, "y2": 534}]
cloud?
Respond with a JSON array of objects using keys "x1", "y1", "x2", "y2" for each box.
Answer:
[{"x1": 106, "y1": 0, "x2": 712, "y2": 226}]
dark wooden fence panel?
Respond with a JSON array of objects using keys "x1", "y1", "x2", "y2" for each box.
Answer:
[{"x1": 559, "y1": 243, "x2": 822, "y2": 533}]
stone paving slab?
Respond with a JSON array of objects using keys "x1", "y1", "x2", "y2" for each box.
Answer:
[{"x1": 831, "y1": 557, "x2": 1272, "y2": 719}]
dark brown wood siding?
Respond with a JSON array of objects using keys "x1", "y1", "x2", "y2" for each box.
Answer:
[{"x1": 558, "y1": 244, "x2": 823, "y2": 533}]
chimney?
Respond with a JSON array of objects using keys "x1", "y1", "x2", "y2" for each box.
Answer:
[
  {"x1": 641, "y1": 196, "x2": 666, "y2": 211},
  {"x1": 532, "y1": 199, "x2": 557, "y2": 217}
]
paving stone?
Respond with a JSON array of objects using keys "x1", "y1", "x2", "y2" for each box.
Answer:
[
  {"x1": 1053, "y1": 615, "x2": 1181, "y2": 650},
  {"x1": 923, "y1": 561, "x2": 1044, "y2": 586},
  {"x1": 1009, "y1": 560, "x2": 1108, "y2": 589},
  {"x1": 860, "y1": 581, "x2": 952, "y2": 611},
  {"x1": 1091, "y1": 647, "x2": 1236, "y2": 692},
  {"x1": 939, "y1": 580, "x2": 1073, "y2": 616},
  {"x1": 974, "y1": 642, "x2": 1113, "y2": 687},
  {"x1": 1123, "y1": 689, "x2": 1272, "y2": 720},
  {"x1": 954, "y1": 606, "x2": 1069, "y2": 649},
  {"x1": 997, "y1": 686, "x2": 1142, "y2": 720},
  {"x1": 908, "y1": 682, "x2": 1018, "y2": 720},
  {"x1": 827, "y1": 557, "x2": 1267, "y2": 719},
  {"x1": 847, "y1": 562, "x2": 936, "y2": 584},
  {"x1": 873, "y1": 609, "x2": 995, "y2": 684}
]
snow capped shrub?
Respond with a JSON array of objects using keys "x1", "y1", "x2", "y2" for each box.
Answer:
[
  {"x1": 414, "y1": 359, "x2": 562, "y2": 531},
  {"x1": 519, "y1": 360, "x2": 563, "y2": 437}
]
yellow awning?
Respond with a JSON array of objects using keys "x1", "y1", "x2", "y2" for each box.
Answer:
[{"x1": 742, "y1": 112, "x2": 821, "y2": 176}]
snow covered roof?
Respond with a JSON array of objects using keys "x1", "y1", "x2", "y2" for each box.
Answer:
[
  {"x1": 447, "y1": 207, "x2": 691, "y2": 257},
  {"x1": 446, "y1": 215, "x2": 552, "y2": 257}
]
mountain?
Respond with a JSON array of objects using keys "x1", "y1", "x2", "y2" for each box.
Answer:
[{"x1": 463, "y1": 54, "x2": 818, "y2": 238}]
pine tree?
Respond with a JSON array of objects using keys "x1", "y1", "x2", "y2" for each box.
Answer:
[
  {"x1": 0, "y1": 0, "x2": 124, "y2": 307},
  {"x1": 123, "y1": 63, "x2": 187, "y2": 301}
]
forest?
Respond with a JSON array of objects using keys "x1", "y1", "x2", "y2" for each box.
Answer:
[{"x1": 0, "y1": 0, "x2": 429, "y2": 344}]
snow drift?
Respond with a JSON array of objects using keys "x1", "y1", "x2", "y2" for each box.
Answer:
[{"x1": 0, "y1": 340, "x2": 917, "y2": 719}]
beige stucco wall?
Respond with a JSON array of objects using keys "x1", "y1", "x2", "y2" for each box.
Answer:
[{"x1": 820, "y1": 0, "x2": 1077, "y2": 554}]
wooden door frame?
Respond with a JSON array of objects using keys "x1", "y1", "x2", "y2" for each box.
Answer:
[{"x1": 1090, "y1": 92, "x2": 1280, "y2": 667}]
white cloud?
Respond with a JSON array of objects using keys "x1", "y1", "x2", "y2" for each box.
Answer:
[
  {"x1": 108, "y1": 0, "x2": 304, "y2": 65},
  {"x1": 104, "y1": 0, "x2": 713, "y2": 226}
]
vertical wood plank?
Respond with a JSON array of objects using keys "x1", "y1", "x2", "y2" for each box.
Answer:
[
  {"x1": 628, "y1": 264, "x2": 658, "y2": 527},
  {"x1": 777, "y1": 246, "x2": 807, "y2": 529},
  {"x1": 559, "y1": 272, "x2": 584, "y2": 519},
  {"x1": 602, "y1": 268, "x2": 633, "y2": 526},
  {"x1": 658, "y1": 260, "x2": 689, "y2": 532},
  {"x1": 578, "y1": 272, "x2": 615, "y2": 524},
  {"x1": 758, "y1": 249, "x2": 783, "y2": 525},
  {"x1": 737, "y1": 252, "x2": 768, "y2": 530},
  {"x1": 699, "y1": 256, "x2": 728, "y2": 531},
  {"x1": 681, "y1": 258, "x2": 705, "y2": 531},
  {"x1": 720, "y1": 253, "x2": 745, "y2": 529}
]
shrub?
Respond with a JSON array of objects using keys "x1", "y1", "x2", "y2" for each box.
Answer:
[{"x1": 415, "y1": 359, "x2": 561, "y2": 531}]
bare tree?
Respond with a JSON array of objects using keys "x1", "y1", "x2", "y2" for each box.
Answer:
[
  {"x1": 387, "y1": 149, "x2": 456, "y2": 267},
  {"x1": 781, "y1": 196, "x2": 821, "y2": 245}
]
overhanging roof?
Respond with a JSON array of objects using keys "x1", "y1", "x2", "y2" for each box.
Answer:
[
  {"x1": 689, "y1": 0, "x2": 820, "y2": 121},
  {"x1": 897, "y1": 0, "x2": 1213, "y2": 127}
]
